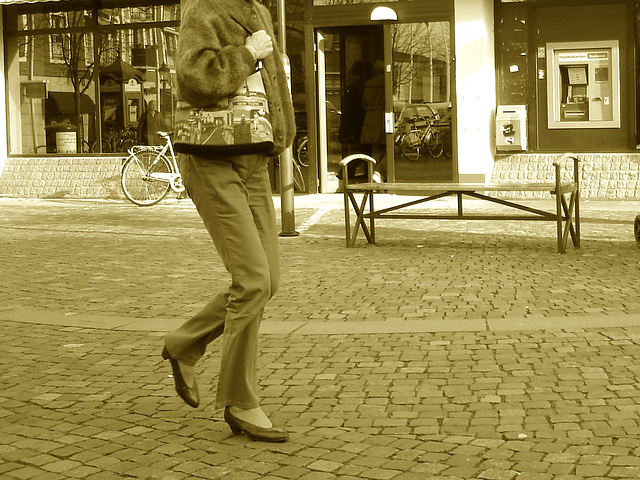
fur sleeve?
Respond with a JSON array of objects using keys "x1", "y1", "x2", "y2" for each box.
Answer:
[{"x1": 176, "y1": 0, "x2": 256, "y2": 107}]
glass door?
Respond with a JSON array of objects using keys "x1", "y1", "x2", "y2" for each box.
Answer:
[
  {"x1": 315, "y1": 20, "x2": 454, "y2": 191},
  {"x1": 316, "y1": 26, "x2": 384, "y2": 191}
]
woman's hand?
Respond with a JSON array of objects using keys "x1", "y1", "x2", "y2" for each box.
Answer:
[{"x1": 245, "y1": 30, "x2": 273, "y2": 61}]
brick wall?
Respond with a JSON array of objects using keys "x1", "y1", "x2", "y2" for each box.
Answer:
[
  {"x1": 492, "y1": 153, "x2": 640, "y2": 199},
  {"x1": 0, "y1": 153, "x2": 639, "y2": 200},
  {"x1": 0, "y1": 156, "x2": 124, "y2": 199}
]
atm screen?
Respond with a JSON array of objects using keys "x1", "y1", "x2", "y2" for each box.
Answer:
[{"x1": 567, "y1": 67, "x2": 587, "y2": 85}]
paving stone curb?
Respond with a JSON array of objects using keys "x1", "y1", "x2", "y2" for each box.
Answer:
[{"x1": 1, "y1": 306, "x2": 640, "y2": 336}]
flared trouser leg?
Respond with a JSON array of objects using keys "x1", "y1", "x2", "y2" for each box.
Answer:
[{"x1": 163, "y1": 153, "x2": 279, "y2": 410}]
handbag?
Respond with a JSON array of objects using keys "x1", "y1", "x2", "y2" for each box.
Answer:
[{"x1": 173, "y1": 65, "x2": 274, "y2": 156}]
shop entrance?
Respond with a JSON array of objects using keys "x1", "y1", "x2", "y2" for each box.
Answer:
[{"x1": 315, "y1": 20, "x2": 455, "y2": 192}]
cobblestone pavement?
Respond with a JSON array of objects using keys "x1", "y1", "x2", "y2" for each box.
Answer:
[{"x1": 1, "y1": 195, "x2": 640, "y2": 479}]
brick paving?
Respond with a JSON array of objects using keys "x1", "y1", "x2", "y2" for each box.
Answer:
[{"x1": 0, "y1": 195, "x2": 639, "y2": 479}]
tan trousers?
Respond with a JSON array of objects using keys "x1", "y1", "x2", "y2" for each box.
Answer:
[{"x1": 163, "y1": 153, "x2": 279, "y2": 410}]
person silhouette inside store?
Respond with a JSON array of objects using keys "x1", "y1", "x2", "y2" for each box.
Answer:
[
  {"x1": 360, "y1": 59, "x2": 386, "y2": 182},
  {"x1": 338, "y1": 60, "x2": 370, "y2": 180},
  {"x1": 138, "y1": 100, "x2": 169, "y2": 146}
]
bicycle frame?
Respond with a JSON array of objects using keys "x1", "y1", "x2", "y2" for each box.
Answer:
[
  {"x1": 128, "y1": 132, "x2": 184, "y2": 192},
  {"x1": 395, "y1": 115, "x2": 445, "y2": 161},
  {"x1": 410, "y1": 120, "x2": 436, "y2": 145}
]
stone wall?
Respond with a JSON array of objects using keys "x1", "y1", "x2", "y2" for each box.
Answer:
[
  {"x1": 0, "y1": 153, "x2": 639, "y2": 200},
  {"x1": 0, "y1": 156, "x2": 124, "y2": 199},
  {"x1": 492, "y1": 153, "x2": 640, "y2": 199}
]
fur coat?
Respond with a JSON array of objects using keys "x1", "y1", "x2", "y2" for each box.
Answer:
[{"x1": 177, "y1": 0, "x2": 296, "y2": 156}]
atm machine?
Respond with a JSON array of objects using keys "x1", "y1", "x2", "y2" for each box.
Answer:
[{"x1": 546, "y1": 40, "x2": 619, "y2": 129}]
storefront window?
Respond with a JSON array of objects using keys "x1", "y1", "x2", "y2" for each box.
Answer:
[
  {"x1": 4, "y1": 2, "x2": 179, "y2": 155},
  {"x1": 315, "y1": 19, "x2": 452, "y2": 188},
  {"x1": 392, "y1": 21, "x2": 453, "y2": 181}
]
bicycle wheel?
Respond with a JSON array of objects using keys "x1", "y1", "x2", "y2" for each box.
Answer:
[
  {"x1": 293, "y1": 160, "x2": 306, "y2": 192},
  {"x1": 427, "y1": 130, "x2": 444, "y2": 158},
  {"x1": 101, "y1": 138, "x2": 113, "y2": 153},
  {"x1": 296, "y1": 136, "x2": 309, "y2": 168},
  {"x1": 121, "y1": 151, "x2": 172, "y2": 206},
  {"x1": 120, "y1": 138, "x2": 136, "y2": 153},
  {"x1": 399, "y1": 132, "x2": 420, "y2": 161}
]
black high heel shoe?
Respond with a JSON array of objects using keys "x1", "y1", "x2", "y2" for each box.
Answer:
[
  {"x1": 161, "y1": 347, "x2": 199, "y2": 408},
  {"x1": 224, "y1": 407, "x2": 288, "y2": 442}
]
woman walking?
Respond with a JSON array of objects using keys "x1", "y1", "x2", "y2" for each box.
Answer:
[{"x1": 161, "y1": 0, "x2": 295, "y2": 442}]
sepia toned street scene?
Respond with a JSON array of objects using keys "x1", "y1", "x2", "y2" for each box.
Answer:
[{"x1": 2, "y1": 0, "x2": 640, "y2": 478}]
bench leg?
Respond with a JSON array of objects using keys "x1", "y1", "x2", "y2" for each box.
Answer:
[
  {"x1": 555, "y1": 189, "x2": 580, "y2": 253},
  {"x1": 343, "y1": 190, "x2": 352, "y2": 247},
  {"x1": 556, "y1": 190, "x2": 564, "y2": 253},
  {"x1": 369, "y1": 192, "x2": 376, "y2": 244},
  {"x1": 561, "y1": 192, "x2": 580, "y2": 248},
  {"x1": 574, "y1": 191, "x2": 581, "y2": 248},
  {"x1": 344, "y1": 191, "x2": 375, "y2": 247}
]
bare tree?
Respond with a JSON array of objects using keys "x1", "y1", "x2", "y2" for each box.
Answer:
[{"x1": 49, "y1": 10, "x2": 118, "y2": 148}]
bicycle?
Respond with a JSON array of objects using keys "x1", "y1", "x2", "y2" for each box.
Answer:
[
  {"x1": 96, "y1": 127, "x2": 138, "y2": 153},
  {"x1": 121, "y1": 131, "x2": 185, "y2": 206},
  {"x1": 395, "y1": 116, "x2": 444, "y2": 161},
  {"x1": 294, "y1": 134, "x2": 309, "y2": 168},
  {"x1": 291, "y1": 152, "x2": 306, "y2": 192},
  {"x1": 274, "y1": 150, "x2": 306, "y2": 192}
]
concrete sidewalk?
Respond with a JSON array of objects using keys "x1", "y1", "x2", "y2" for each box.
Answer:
[{"x1": 1, "y1": 195, "x2": 640, "y2": 479}]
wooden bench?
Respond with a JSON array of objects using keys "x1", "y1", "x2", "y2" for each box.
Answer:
[{"x1": 341, "y1": 153, "x2": 581, "y2": 253}]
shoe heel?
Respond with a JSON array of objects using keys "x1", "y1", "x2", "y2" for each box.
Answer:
[{"x1": 224, "y1": 407, "x2": 242, "y2": 435}]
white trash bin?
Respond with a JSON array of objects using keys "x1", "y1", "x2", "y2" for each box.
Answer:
[{"x1": 55, "y1": 128, "x2": 77, "y2": 154}]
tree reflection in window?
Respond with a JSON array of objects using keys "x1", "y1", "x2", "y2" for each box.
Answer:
[{"x1": 392, "y1": 22, "x2": 451, "y2": 108}]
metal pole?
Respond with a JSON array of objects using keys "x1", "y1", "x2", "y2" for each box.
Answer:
[{"x1": 277, "y1": 0, "x2": 298, "y2": 237}]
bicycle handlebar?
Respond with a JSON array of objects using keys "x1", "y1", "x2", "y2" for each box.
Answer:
[{"x1": 404, "y1": 116, "x2": 437, "y2": 127}]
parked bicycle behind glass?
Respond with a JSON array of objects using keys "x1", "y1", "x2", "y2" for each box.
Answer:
[
  {"x1": 121, "y1": 131, "x2": 185, "y2": 206},
  {"x1": 395, "y1": 115, "x2": 445, "y2": 161},
  {"x1": 294, "y1": 134, "x2": 309, "y2": 168}
]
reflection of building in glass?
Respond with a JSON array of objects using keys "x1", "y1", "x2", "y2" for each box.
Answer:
[{"x1": 5, "y1": 3, "x2": 180, "y2": 154}]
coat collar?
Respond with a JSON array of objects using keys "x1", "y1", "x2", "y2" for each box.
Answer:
[{"x1": 228, "y1": 0, "x2": 259, "y2": 35}]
